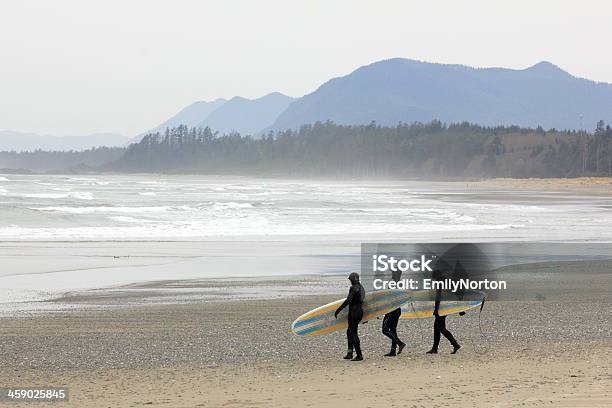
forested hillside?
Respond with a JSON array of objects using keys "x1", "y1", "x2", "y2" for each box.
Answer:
[
  {"x1": 0, "y1": 147, "x2": 126, "y2": 173},
  {"x1": 110, "y1": 121, "x2": 612, "y2": 178}
]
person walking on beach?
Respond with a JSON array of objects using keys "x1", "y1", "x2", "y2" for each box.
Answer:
[
  {"x1": 427, "y1": 270, "x2": 461, "y2": 354},
  {"x1": 335, "y1": 272, "x2": 365, "y2": 361},
  {"x1": 381, "y1": 269, "x2": 406, "y2": 356}
]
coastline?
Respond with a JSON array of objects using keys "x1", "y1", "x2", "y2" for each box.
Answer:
[
  {"x1": 471, "y1": 177, "x2": 612, "y2": 193},
  {"x1": 1, "y1": 176, "x2": 611, "y2": 406}
]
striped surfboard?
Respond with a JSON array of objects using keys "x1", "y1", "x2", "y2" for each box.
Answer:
[
  {"x1": 292, "y1": 289, "x2": 411, "y2": 336},
  {"x1": 401, "y1": 289, "x2": 485, "y2": 318}
]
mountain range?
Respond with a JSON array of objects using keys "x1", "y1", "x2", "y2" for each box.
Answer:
[
  {"x1": 3, "y1": 58, "x2": 612, "y2": 151},
  {"x1": 131, "y1": 92, "x2": 294, "y2": 143},
  {"x1": 145, "y1": 59, "x2": 611, "y2": 141},
  {"x1": 269, "y1": 59, "x2": 612, "y2": 132},
  {"x1": 128, "y1": 98, "x2": 228, "y2": 144},
  {"x1": 202, "y1": 92, "x2": 294, "y2": 135}
]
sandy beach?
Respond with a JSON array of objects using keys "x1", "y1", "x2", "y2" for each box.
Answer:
[
  {"x1": 476, "y1": 177, "x2": 612, "y2": 193},
  {"x1": 1, "y1": 285, "x2": 611, "y2": 408},
  {"x1": 1, "y1": 268, "x2": 611, "y2": 407}
]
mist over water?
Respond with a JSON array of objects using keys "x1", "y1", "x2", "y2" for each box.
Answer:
[{"x1": 0, "y1": 174, "x2": 611, "y2": 241}]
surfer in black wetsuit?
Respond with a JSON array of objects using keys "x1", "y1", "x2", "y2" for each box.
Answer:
[
  {"x1": 427, "y1": 270, "x2": 461, "y2": 354},
  {"x1": 381, "y1": 269, "x2": 406, "y2": 356},
  {"x1": 334, "y1": 272, "x2": 365, "y2": 361}
]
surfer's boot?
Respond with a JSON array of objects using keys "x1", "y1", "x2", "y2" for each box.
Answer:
[
  {"x1": 451, "y1": 344, "x2": 462, "y2": 354},
  {"x1": 384, "y1": 349, "x2": 396, "y2": 357},
  {"x1": 351, "y1": 353, "x2": 363, "y2": 361},
  {"x1": 426, "y1": 349, "x2": 438, "y2": 354},
  {"x1": 397, "y1": 342, "x2": 406, "y2": 355},
  {"x1": 343, "y1": 351, "x2": 353, "y2": 360}
]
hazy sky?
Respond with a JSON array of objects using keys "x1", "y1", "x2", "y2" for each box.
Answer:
[{"x1": 1, "y1": 0, "x2": 610, "y2": 136}]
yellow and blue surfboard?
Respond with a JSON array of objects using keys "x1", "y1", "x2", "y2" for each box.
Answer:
[
  {"x1": 291, "y1": 289, "x2": 410, "y2": 336},
  {"x1": 401, "y1": 289, "x2": 485, "y2": 318},
  {"x1": 292, "y1": 289, "x2": 486, "y2": 336}
]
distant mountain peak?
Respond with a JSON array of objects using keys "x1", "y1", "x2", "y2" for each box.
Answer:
[
  {"x1": 198, "y1": 92, "x2": 295, "y2": 135},
  {"x1": 526, "y1": 61, "x2": 571, "y2": 76},
  {"x1": 228, "y1": 92, "x2": 292, "y2": 103},
  {"x1": 265, "y1": 91, "x2": 290, "y2": 97},
  {"x1": 269, "y1": 57, "x2": 611, "y2": 132},
  {"x1": 130, "y1": 98, "x2": 228, "y2": 143}
]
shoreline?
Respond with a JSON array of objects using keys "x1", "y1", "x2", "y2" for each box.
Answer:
[
  {"x1": 3, "y1": 172, "x2": 612, "y2": 189},
  {"x1": 3, "y1": 254, "x2": 612, "y2": 315}
]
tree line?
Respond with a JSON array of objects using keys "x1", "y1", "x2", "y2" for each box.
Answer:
[
  {"x1": 109, "y1": 121, "x2": 612, "y2": 178},
  {"x1": 0, "y1": 147, "x2": 125, "y2": 173}
]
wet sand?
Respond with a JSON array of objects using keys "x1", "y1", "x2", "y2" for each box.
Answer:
[{"x1": 475, "y1": 177, "x2": 612, "y2": 194}]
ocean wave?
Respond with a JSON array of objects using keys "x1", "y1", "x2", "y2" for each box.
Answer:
[
  {"x1": 211, "y1": 202, "x2": 254, "y2": 210},
  {"x1": 328, "y1": 207, "x2": 475, "y2": 223},
  {"x1": 0, "y1": 176, "x2": 9, "y2": 181},
  {"x1": 20, "y1": 192, "x2": 94, "y2": 200},
  {"x1": 30, "y1": 205, "x2": 190, "y2": 214},
  {"x1": 108, "y1": 216, "x2": 156, "y2": 223},
  {"x1": 72, "y1": 192, "x2": 94, "y2": 200},
  {"x1": 455, "y1": 215, "x2": 476, "y2": 222},
  {"x1": 139, "y1": 192, "x2": 157, "y2": 196},
  {"x1": 0, "y1": 221, "x2": 522, "y2": 240},
  {"x1": 67, "y1": 177, "x2": 98, "y2": 182},
  {"x1": 137, "y1": 181, "x2": 167, "y2": 185}
]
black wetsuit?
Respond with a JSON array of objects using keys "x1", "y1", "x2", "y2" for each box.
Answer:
[
  {"x1": 382, "y1": 270, "x2": 405, "y2": 353},
  {"x1": 337, "y1": 282, "x2": 365, "y2": 355},
  {"x1": 382, "y1": 308, "x2": 403, "y2": 351},
  {"x1": 431, "y1": 287, "x2": 459, "y2": 352}
]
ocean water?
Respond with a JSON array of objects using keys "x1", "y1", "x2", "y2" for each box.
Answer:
[
  {"x1": 1, "y1": 174, "x2": 612, "y2": 311},
  {"x1": 1, "y1": 174, "x2": 611, "y2": 241}
]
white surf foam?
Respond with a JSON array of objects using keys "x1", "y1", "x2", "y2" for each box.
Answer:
[
  {"x1": 108, "y1": 216, "x2": 156, "y2": 223},
  {"x1": 138, "y1": 181, "x2": 167, "y2": 185},
  {"x1": 19, "y1": 191, "x2": 94, "y2": 200},
  {"x1": 30, "y1": 205, "x2": 183, "y2": 214},
  {"x1": 67, "y1": 177, "x2": 98, "y2": 182},
  {"x1": 211, "y1": 202, "x2": 254, "y2": 210},
  {"x1": 0, "y1": 221, "x2": 522, "y2": 240}
]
